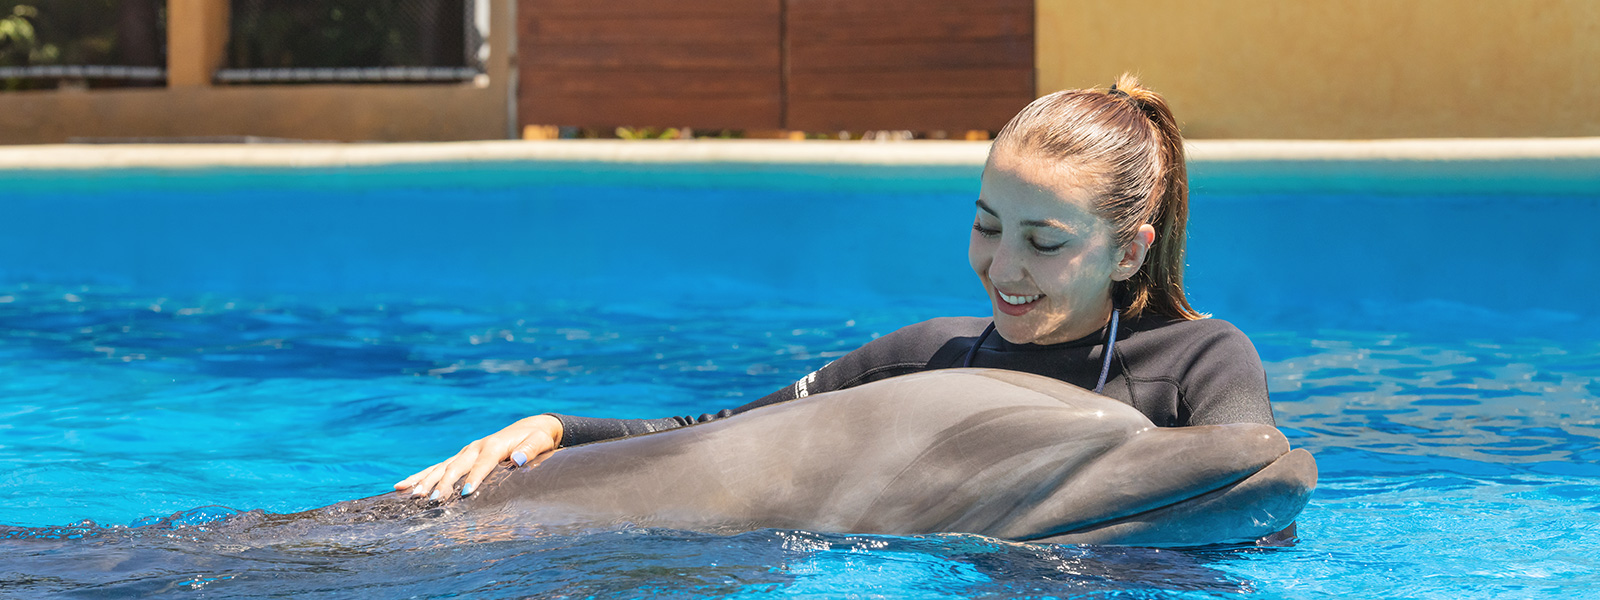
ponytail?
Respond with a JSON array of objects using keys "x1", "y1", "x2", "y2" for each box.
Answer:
[
  {"x1": 992, "y1": 73, "x2": 1202, "y2": 321},
  {"x1": 1110, "y1": 74, "x2": 1201, "y2": 320}
]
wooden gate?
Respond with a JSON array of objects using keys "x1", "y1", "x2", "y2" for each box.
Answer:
[
  {"x1": 784, "y1": 0, "x2": 1034, "y2": 133},
  {"x1": 517, "y1": 0, "x2": 784, "y2": 131},
  {"x1": 517, "y1": 0, "x2": 1035, "y2": 134}
]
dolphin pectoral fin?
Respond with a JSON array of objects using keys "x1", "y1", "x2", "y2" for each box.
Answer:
[{"x1": 1031, "y1": 448, "x2": 1318, "y2": 547}]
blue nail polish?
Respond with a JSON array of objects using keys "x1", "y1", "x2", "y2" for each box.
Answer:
[
  {"x1": 511, "y1": 451, "x2": 527, "y2": 467},
  {"x1": 461, "y1": 483, "x2": 474, "y2": 496},
  {"x1": 428, "y1": 490, "x2": 440, "y2": 501}
]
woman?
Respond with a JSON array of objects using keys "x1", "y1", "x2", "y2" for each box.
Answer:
[{"x1": 396, "y1": 75, "x2": 1274, "y2": 501}]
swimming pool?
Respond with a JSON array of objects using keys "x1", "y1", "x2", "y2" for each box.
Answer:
[{"x1": 1, "y1": 152, "x2": 1598, "y2": 598}]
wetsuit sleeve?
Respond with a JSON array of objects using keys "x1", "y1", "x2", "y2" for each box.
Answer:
[
  {"x1": 548, "y1": 318, "x2": 971, "y2": 447},
  {"x1": 547, "y1": 414, "x2": 728, "y2": 447},
  {"x1": 1178, "y1": 322, "x2": 1276, "y2": 427}
]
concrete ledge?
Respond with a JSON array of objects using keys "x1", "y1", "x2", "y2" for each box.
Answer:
[
  {"x1": 1187, "y1": 138, "x2": 1600, "y2": 161},
  {"x1": 1184, "y1": 139, "x2": 1600, "y2": 196},
  {"x1": 2, "y1": 138, "x2": 1598, "y2": 196},
  {"x1": 5, "y1": 138, "x2": 1600, "y2": 170},
  {"x1": 0, "y1": 139, "x2": 990, "y2": 169}
]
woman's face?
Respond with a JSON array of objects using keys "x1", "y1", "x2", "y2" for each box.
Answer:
[{"x1": 968, "y1": 148, "x2": 1151, "y2": 345}]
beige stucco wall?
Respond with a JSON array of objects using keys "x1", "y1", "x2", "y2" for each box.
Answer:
[
  {"x1": 0, "y1": 82, "x2": 509, "y2": 144},
  {"x1": 0, "y1": 0, "x2": 513, "y2": 144},
  {"x1": 1038, "y1": 0, "x2": 1600, "y2": 138}
]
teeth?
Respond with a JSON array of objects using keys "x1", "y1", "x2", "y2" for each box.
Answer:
[{"x1": 999, "y1": 292, "x2": 1041, "y2": 305}]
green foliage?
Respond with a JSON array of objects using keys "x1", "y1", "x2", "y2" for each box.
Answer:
[
  {"x1": 0, "y1": 5, "x2": 46, "y2": 65},
  {"x1": 1, "y1": 4, "x2": 48, "y2": 90},
  {"x1": 0, "y1": 0, "x2": 164, "y2": 90},
  {"x1": 0, "y1": 5, "x2": 36, "y2": 43},
  {"x1": 0, "y1": 0, "x2": 151, "y2": 66},
  {"x1": 615, "y1": 127, "x2": 687, "y2": 140},
  {"x1": 571, "y1": 128, "x2": 745, "y2": 140}
]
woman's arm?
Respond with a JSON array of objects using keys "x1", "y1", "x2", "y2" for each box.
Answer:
[
  {"x1": 395, "y1": 374, "x2": 832, "y2": 499},
  {"x1": 394, "y1": 317, "x2": 975, "y2": 498},
  {"x1": 1176, "y1": 320, "x2": 1276, "y2": 427},
  {"x1": 550, "y1": 317, "x2": 981, "y2": 446},
  {"x1": 1169, "y1": 320, "x2": 1296, "y2": 545},
  {"x1": 393, "y1": 414, "x2": 565, "y2": 500}
]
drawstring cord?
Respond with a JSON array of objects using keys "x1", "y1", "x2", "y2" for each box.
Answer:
[
  {"x1": 1093, "y1": 309, "x2": 1119, "y2": 393},
  {"x1": 962, "y1": 322, "x2": 993, "y2": 369}
]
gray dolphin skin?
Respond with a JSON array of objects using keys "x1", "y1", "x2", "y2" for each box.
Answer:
[{"x1": 312, "y1": 368, "x2": 1316, "y2": 547}]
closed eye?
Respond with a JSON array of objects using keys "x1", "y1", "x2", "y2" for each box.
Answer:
[
  {"x1": 1031, "y1": 239, "x2": 1067, "y2": 252},
  {"x1": 973, "y1": 221, "x2": 999, "y2": 237}
]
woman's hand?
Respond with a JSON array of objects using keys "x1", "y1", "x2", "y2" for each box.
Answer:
[{"x1": 393, "y1": 414, "x2": 564, "y2": 499}]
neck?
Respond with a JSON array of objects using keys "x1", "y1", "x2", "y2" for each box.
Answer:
[{"x1": 1030, "y1": 300, "x2": 1116, "y2": 346}]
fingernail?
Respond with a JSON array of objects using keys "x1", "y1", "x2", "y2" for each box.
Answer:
[
  {"x1": 461, "y1": 483, "x2": 474, "y2": 496},
  {"x1": 511, "y1": 451, "x2": 527, "y2": 467},
  {"x1": 428, "y1": 489, "x2": 440, "y2": 501}
]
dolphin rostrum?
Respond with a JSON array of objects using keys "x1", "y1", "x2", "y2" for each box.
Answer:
[{"x1": 308, "y1": 368, "x2": 1315, "y2": 547}]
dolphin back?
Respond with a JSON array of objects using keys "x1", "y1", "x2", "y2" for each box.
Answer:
[{"x1": 442, "y1": 368, "x2": 1316, "y2": 546}]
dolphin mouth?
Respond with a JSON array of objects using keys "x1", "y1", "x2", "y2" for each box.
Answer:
[{"x1": 1025, "y1": 448, "x2": 1319, "y2": 547}]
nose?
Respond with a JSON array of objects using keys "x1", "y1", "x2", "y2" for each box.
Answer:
[{"x1": 987, "y1": 237, "x2": 1027, "y2": 287}]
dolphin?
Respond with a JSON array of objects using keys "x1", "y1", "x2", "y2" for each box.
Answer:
[{"x1": 306, "y1": 368, "x2": 1315, "y2": 547}]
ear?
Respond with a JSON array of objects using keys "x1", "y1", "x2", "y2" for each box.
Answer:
[{"x1": 1111, "y1": 224, "x2": 1156, "y2": 281}]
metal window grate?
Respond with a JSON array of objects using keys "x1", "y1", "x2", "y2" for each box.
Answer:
[
  {"x1": 224, "y1": 0, "x2": 484, "y2": 84},
  {"x1": 0, "y1": 64, "x2": 163, "y2": 80},
  {"x1": 214, "y1": 65, "x2": 479, "y2": 83},
  {"x1": 0, "y1": 0, "x2": 166, "y2": 89}
]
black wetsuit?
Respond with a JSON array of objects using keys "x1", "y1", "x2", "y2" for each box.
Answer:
[{"x1": 552, "y1": 314, "x2": 1274, "y2": 447}]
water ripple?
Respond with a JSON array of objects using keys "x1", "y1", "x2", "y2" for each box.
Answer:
[{"x1": 3, "y1": 284, "x2": 1599, "y2": 598}]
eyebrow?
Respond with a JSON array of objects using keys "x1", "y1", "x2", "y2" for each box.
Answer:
[{"x1": 974, "y1": 200, "x2": 1081, "y2": 234}]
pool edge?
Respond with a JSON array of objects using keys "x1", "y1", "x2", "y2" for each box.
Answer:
[
  {"x1": 4, "y1": 138, "x2": 1600, "y2": 169},
  {"x1": 2, "y1": 138, "x2": 1598, "y2": 195}
]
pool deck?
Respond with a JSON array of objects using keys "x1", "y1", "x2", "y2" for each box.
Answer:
[
  {"x1": 2, "y1": 138, "x2": 1598, "y2": 194},
  {"x1": 1, "y1": 138, "x2": 1599, "y2": 169}
]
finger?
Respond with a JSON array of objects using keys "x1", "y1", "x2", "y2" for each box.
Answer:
[
  {"x1": 458, "y1": 451, "x2": 502, "y2": 498},
  {"x1": 507, "y1": 431, "x2": 555, "y2": 469},
  {"x1": 399, "y1": 463, "x2": 442, "y2": 495},
  {"x1": 410, "y1": 463, "x2": 448, "y2": 498},
  {"x1": 418, "y1": 451, "x2": 472, "y2": 500},
  {"x1": 393, "y1": 462, "x2": 440, "y2": 491},
  {"x1": 462, "y1": 431, "x2": 550, "y2": 496},
  {"x1": 433, "y1": 446, "x2": 481, "y2": 499}
]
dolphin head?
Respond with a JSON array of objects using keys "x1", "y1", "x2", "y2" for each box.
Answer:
[{"x1": 834, "y1": 369, "x2": 1316, "y2": 546}]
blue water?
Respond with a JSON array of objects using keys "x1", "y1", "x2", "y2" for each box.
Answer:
[{"x1": 1, "y1": 164, "x2": 1598, "y2": 598}]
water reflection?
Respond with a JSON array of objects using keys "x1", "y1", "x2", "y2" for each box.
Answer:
[
  {"x1": 3, "y1": 283, "x2": 1599, "y2": 598},
  {"x1": 0, "y1": 509, "x2": 1259, "y2": 598}
]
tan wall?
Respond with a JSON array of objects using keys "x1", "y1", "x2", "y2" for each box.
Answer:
[
  {"x1": 167, "y1": 0, "x2": 231, "y2": 87},
  {"x1": 0, "y1": 0, "x2": 513, "y2": 144},
  {"x1": 1038, "y1": 0, "x2": 1600, "y2": 138},
  {"x1": 0, "y1": 81, "x2": 510, "y2": 143}
]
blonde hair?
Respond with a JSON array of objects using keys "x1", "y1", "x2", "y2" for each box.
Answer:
[{"x1": 991, "y1": 74, "x2": 1201, "y2": 320}]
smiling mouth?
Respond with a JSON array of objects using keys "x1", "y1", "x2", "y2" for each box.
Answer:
[
  {"x1": 994, "y1": 290, "x2": 1043, "y2": 317},
  {"x1": 998, "y1": 292, "x2": 1042, "y2": 305}
]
